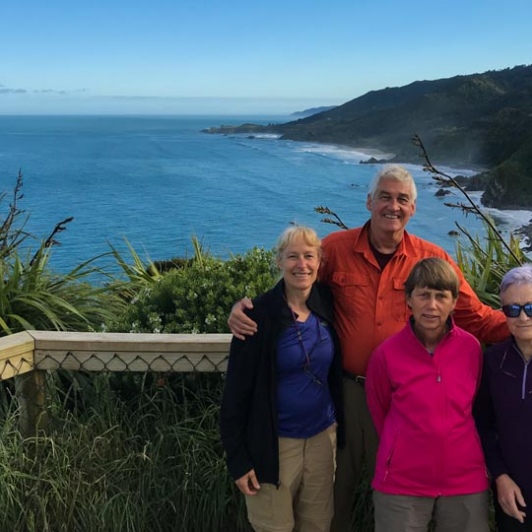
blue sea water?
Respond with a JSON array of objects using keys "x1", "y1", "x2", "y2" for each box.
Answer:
[{"x1": 0, "y1": 115, "x2": 527, "y2": 274}]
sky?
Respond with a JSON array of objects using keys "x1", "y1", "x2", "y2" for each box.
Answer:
[{"x1": 1, "y1": 0, "x2": 531, "y2": 115}]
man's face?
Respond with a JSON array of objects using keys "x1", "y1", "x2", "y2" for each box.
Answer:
[{"x1": 366, "y1": 177, "x2": 416, "y2": 234}]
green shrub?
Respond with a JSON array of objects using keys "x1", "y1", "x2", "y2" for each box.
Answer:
[{"x1": 109, "y1": 246, "x2": 278, "y2": 334}]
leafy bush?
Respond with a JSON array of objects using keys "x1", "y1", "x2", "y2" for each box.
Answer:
[
  {"x1": 95, "y1": 243, "x2": 279, "y2": 530},
  {"x1": 109, "y1": 246, "x2": 278, "y2": 334}
]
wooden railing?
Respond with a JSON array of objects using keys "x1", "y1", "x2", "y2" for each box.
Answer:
[{"x1": 0, "y1": 330, "x2": 232, "y2": 436}]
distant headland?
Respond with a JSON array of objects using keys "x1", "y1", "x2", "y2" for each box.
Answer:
[{"x1": 204, "y1": 64, "x2": 532, "y2": 211}]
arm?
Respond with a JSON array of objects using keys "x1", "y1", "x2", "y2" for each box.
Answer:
[
  {"x1": 227, "y1": 298, "x2": 257, "y2": 340},
  {"x1": 495, "y1": 474, "x2": 526, "y2": 523},
  {"x1": 365, "y1": 346, "x2": 392, "y2": 437},
  {"x1": 474, "y1": 348, "x2": 526, "y2": 522},
  {"x1": 220, "y1": 328, "x2": 260, "y2": 483},
  {"x1": 473, "y1": 352, "x2": 508, "y2": 482}
]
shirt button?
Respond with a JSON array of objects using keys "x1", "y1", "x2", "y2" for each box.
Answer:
[{"x1": 376, "y1": 321, "x2": 382, "y2": 326}]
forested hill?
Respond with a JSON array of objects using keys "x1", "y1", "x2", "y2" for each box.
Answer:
[{"x1": 205, "y1": 65, "x2": 532, "y2": 208}]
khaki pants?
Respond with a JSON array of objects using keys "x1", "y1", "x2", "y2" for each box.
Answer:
[
  {"x1": 245, "y1": 424, "x2": 337, "y2": 532},
  {"x1": 331, "y1": 377, "x2": 378, "y2": 532},
  {"x1": 373, "y1": 490, "x2": 490, "y2": 532}
]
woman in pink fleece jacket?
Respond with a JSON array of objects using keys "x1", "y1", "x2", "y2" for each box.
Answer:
[{"x1": 366, "y1": 258, "x2": 490, "y2": 532}]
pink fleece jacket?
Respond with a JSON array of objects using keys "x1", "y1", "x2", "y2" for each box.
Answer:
[{"x1": 366, "y1": 320, "x2": 489, "y2": 497}]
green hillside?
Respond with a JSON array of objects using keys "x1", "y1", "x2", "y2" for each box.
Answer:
[{"x1": 205, "y1": 65, "x2": 532, "y2": 208}]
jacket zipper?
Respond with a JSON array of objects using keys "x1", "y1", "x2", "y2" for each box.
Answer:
[{"x1": 522, "y1": 360, "x2": 529, "y2": 400}]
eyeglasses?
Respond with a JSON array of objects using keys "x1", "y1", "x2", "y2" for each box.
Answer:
[{"x1": 502, "y1": 303, "x2": 532, "y2": 318}]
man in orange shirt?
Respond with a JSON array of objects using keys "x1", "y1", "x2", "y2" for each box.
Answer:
[{"x1": 228, "y1": 164, "x2": 509, "y2": 531}]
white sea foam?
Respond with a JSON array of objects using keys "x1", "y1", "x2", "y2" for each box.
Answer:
[
  {"x1": 251, "y1": 133, "x2": 282, "y2": 140},
  {"x1": 293, "y1": 143, "x2": 393, "y2": 163},
  {"x1": 467, "y1": 192, "x2": 532, "y2": 234},
  {"x1": 457, "y1": 192, "x2": 532, "y2": 256},
  {"x1": 302, "y1": 145, "x2": 532, "y2": 235}
]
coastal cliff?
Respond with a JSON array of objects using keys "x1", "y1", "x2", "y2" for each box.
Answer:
[{"x1": 204, "y1": 65, "x2": 532, "y2": 210}]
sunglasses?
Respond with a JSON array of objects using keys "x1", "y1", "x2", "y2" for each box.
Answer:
[{"x1": 502, "y1": 303, "x2": 532, "y2": 318}]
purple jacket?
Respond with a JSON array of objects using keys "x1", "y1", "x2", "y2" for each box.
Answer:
[
  {"x1": 366, "y1": 319, "x2": 489, "y2": 496},
  {"x1": 474, "y1": 337, "x2": 532, "y2": 493}
]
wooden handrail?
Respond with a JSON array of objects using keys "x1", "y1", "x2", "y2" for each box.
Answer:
[
  {"x1": 0, "y1": 331, "x2": 233, "y2": 436},
  {"x1": 0, "y1": 330, "x2": 233, "y2": 379},
  {"x1": 0, "y1": 331, "x2": 35, "y2": 380}
]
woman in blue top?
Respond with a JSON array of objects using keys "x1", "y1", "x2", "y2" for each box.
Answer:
[{"x1": 220, "y1": 225, "x2": 344, "y2": 532}]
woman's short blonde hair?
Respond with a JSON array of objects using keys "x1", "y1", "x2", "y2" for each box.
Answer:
[{"x1": 275, "y1": 225, "x2": 321, "y2": 262}]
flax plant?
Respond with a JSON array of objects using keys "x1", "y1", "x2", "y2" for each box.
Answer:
[
  {"x1": 412, "y1": 133, "x2": 530, "y2": 304},
  {"x1": 109, "y1": 238, "x2": 162, "y2": 290},
  {"x1": 454, "y1": 220, "x2": 527, "y2": 307},
  {"x1": 0, "y1": 172, "x2": 124, "y2": 335},
  {"x1": 0, "y1": 247, "x2": 122, "y2": 335}
]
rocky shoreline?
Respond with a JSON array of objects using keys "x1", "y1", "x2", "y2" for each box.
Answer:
[
  {"x1": 359, "y1": 155, "x2": 532, "y2": 254},
  {"x1": 360, "y1": 158, "x2": 532, "y2": 253},
  {"x1": 516, "y1": 222, "x2": 532, "y2": 252},
  {"x1": 433, "y1": 178, "x2": 532, "y2": 254}
]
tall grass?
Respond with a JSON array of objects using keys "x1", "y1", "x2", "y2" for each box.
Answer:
[{"x1": 0, "y1": 373, "x2": 250, "y2": 531}]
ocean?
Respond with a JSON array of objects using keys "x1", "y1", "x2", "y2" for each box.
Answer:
[{"x1": 0, "y1": 115, "x2": 530, "y2": 275}]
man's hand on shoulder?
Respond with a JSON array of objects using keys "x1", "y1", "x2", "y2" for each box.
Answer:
[{"x1": 228, "y1": 298, "x2": 257, "y2": 340}]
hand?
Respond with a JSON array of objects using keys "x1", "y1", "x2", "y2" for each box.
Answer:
[
  {"x1": 227, "y1": 298, "x2": 257, "y2": 340},
  {"x1": 235, "y1": 469, "x2": 260, "y2": 495},
  {"x1": 496, "y1": 474, "x2": 526, "y2": 523}
]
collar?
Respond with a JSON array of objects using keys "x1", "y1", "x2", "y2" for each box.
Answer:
[
  {"x1": 352, "y1": 221, "x2": 411, "y2": 270},
  {"x1": 354, "y1": 220, "x2": 415, "y2": 257},
  {"x1": 269, "y1": 279, "x2": 333, "y2": 324},
  {"x1": 511, "y1": 336, "x2": 532, "y2": 364},
  {"x1": 408, "y1": 315, "x2": 455, "y2": 342}
]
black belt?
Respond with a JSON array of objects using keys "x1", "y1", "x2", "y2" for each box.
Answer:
[{"x1": 342, "y1": 370, "x2": 366, "y2": 387}]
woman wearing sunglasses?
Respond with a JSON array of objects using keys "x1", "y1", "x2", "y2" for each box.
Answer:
[
  {"x1": 474, "y1": 265, "x2": 532, "y2": 531},
  {"x1": 220, "y1": 225, "x2": 344, "y2": 532}
]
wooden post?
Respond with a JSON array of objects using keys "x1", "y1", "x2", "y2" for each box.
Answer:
[{"x1": 16, "y1": 370, "x2": 49, "y2": 437}]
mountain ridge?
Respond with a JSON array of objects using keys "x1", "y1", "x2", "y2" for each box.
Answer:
[{"x1": 204, "y1": 64, "x2": 532, "y2": 208}]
